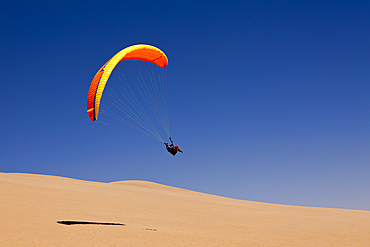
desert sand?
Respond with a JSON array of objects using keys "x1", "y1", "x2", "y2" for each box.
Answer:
[{"x1": 0, "y1": 172, "x2": 369, "y2": 246}]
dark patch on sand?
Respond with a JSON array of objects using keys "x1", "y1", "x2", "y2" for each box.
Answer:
[{"x1": 57, "y1": 221, "x2": 125, "y2": 226}]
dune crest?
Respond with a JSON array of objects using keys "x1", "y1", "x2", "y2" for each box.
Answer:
[{"x1": 1, "y1": 172, "x2": 369, "y2": 246}]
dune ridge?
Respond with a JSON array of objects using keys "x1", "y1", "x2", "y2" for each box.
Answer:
[{"x1": 1, "y1": 172, "x2": 369, "y2": 246}]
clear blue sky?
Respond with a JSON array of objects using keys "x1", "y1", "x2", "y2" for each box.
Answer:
[{"x1": 1, "y1": 0, "x2": 369, "y2": 210}]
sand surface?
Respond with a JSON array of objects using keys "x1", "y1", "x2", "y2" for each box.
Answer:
[{"x1": 1, "y1": 172, "x2": 369, "y2": 246}]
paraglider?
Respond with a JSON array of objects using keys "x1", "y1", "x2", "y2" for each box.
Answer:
[
  {"x1": 164, "y1": 137, "x2": 183, "y2": 156},
  {"x1": 86, "y1": 44, "x2": 182, "y2": 156}
]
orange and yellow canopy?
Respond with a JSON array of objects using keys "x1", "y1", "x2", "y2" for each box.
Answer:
[{"x1": 87, "y1": 44, "x2": 168, "y2": 121}]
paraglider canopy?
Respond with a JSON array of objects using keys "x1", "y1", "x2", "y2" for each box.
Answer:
[{"x1": 87, "y1": 44, "x2": 168, "y2": 122}]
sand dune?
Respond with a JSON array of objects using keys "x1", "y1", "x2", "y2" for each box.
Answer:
[{"x1": 1, "y1": 172, "x2": 369, "y2": 246}]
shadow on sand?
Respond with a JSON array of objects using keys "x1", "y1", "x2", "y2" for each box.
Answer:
[{"x1": 57, "y1": 221, "x2": 125, "y2": 226}]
